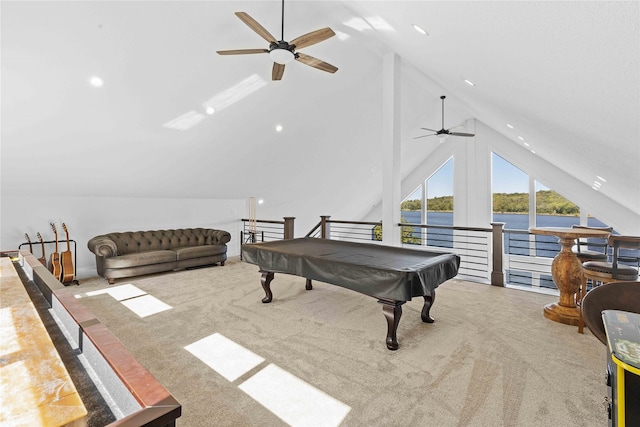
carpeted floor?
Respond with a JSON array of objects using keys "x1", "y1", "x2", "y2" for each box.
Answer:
[{"x1": 75, "y1": 258, "x2": 608, "y2": 427}]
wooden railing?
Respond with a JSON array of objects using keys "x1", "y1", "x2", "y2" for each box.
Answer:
[
  {"x1": 398, "y1": 222, "x2": 505, "y2": 285},
  {"x1": 12, "y1": 250, "x2": 182, "y2": 427},
  {"x1": 240, "y1": 217, "x2": 295, "y2": 243},
  {"x1": 243, "y1": 215, "x2": 636, "y2": 292}
]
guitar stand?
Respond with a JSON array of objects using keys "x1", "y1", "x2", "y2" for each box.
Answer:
[{"x1": 18, "y1": 239, "x2": 78, "y2": 286}]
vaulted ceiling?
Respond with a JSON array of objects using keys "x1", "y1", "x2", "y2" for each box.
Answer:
[{"x1": 2, "y1": 1, "x2": 639, "y2": 224}]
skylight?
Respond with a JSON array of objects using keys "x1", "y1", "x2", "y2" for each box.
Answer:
[
  {"x1": 202, "y1": 74, "x2": 267, "y2": 114},
  {"x1": 163, "y1": 111, "x2": 206, "y2": 131},
  {"x1": 412, "y1": 24, "x2": 428, "y2": 35}
]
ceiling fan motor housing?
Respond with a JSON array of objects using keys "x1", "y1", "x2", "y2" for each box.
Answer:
[{"x1": 269, "y1": 41, "x2": 296, "y2": 64}]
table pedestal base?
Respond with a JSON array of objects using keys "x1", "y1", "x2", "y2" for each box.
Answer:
[{"x1": 544, "y1": 302, "x2": 579, "y2": 326}]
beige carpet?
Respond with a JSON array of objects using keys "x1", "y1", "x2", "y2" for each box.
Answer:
[{"x1": 77, "y1": 258, "x2": 608, "y2": 427}]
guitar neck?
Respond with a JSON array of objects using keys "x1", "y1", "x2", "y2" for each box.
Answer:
[
  {"x1": 51, "y1": 223, "x2": 59, "y2": 253},
  {"x1": 63, "y1": 224, "x2": 72, "y2": 252}
]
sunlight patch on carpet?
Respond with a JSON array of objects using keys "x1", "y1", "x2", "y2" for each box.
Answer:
[
  {"x1": 184, "y1": 333, "x2": 265, "y2": 381},
  {"x1": 80, "y1": 284, "x2": 172, "y2": 317},
  {"x1": 84, "y1": 284, "x2": 147, "y2": 301},
  {"x1": 120, "y1": 294, "x2": 172, "y2": 318},
  {"x1": 238, "y1": 364, "x2": 351, "y2": 427}
]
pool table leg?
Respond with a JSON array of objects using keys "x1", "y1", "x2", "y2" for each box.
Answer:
[
  {"x1": 260, "y1": 271, "x2": 275, "y2": 303},
  {"x1": 379, "y1": 300, "x2": 404, "y2": 351},
  {"x1": 421, "y1": 291, "x2": 436, "y2": 323}
]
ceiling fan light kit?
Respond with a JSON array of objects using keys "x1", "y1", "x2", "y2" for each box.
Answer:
[
  {"x1": 269, "y1": 47, "x2": 295, "y2": 64},
  {"x1": 217, "y1": 0, "x2": 338, "y2": 80}
]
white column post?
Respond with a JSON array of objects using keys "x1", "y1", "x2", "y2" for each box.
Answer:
[{"x1": 382, "y1": 53, "x2": 402, "y2": 246}]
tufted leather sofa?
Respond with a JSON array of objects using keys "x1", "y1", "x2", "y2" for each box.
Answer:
[{"x1": 87, "y1": 228, "x2": 231, "y2": 283}]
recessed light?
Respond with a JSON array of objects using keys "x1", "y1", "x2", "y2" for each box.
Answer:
[
  {"x1": 275, "y1": 124, "x2": 283, "y2": 132},
  {"x1": 523, "y1": 142, "x2": 530, "y2": 147},
  {"x1": 593, "y1": 181, "x2": 601, "y2": 187},
  {"x1": 258, "y1": 199, "x2": 264, "y2": 204},
  {"x1": 596, "y1": 176, "x2": 607, "y2": 182},
  {"x1": 412, "y1": 24, "x2": 428, "y2": 35},
  {"x1": 206, "y1": 107, "x2": 216, "y2": 115},
  {"x1": 507, "y1": 124, "x2": 514, "y2": 129},
  {"x1": 518, "y1": 136, "x2": 524, "y2": 141},
  {"x1": 89, "y1": 76, "x2": 104, "y2": 87},
  {"x1": 592, "y1": 186, "x2": 599, "y2": 191},
  {"x1": 464, "y1": 79, "x2": 475, "y2": 86}
]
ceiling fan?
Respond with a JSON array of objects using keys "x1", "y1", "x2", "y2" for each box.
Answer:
[
  {"x1": 414, "y1": 96, "x2": 475, "y2": 141},
  {"x1": 216, "y1": 0, "x2": 338, "y2": 81}
]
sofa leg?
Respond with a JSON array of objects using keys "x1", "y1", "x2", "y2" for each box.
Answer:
[
  {"x1": 108, "y1": 279, "x2": 115, "y2": 284},
  {"x1": 220, "y1": 261, "x2": 225, "y2": 266}
]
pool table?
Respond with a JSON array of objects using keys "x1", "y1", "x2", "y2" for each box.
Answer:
[{"x1": 241, "y1": 237, "x2": 460, "y2": 350}]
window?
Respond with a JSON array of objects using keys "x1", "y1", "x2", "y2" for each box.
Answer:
[
  {"x1": 492, "y1": 153, "x2": 528, "y2": 229},
  {"x1": 398, "y1": 158, "x2": 454, "y2": 247}
]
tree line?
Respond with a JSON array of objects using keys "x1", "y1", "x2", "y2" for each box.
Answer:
[{"x1": 401, "y1": 190, "x2": 579, "y2": 215}]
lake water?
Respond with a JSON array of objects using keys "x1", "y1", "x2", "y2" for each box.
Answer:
[
  {"x1": 401, "y1": 211, "x2": 610, "y2": 254},
  {"x1": 401, "y1": 210, "x2": 609, "y2": 230}
]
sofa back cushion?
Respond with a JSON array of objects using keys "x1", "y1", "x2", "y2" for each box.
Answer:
[{"x1": 104, "y1": 228, "x2": 229, "y2": 256}]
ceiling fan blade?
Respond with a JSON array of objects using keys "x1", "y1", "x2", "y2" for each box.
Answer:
[
  {"x1": 290, "y1": 27, "x2": 335, "y2": 49},
  {"x1": 295, "y1": 52, "x2": 338, "y2": 74},
  {"x1": 217, "y1": 48, "x2": 269, "y2": 55},
  {"x1": 272, "y1": 63, "x2": 285, "y2": 81},
  {"x1": 420, "y1": 127, "x2": 439, "y2": 132},
  {"x1": 449, "y1": 132, "x2": 475, "y2": 137},
  {"x1": 413, "y1": 134, "x2": 437, "y2": 139},
  {"x1": 235, "y1": 12, "x2": 277, "y2": 43}
]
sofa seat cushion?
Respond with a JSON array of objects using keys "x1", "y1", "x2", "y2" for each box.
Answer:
[
  {"x1": 174, "y1": 245, "x2": 226, "y2": 261},
  {"x1": 103, "y1": 250, "x2": 177, "y2": 269}
]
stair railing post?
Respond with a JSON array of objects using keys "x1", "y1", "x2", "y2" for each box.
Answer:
[
  {"x1": 320, "y1": 216, "x2": 331, "y2": 239},
  {"x1": 283, "y1": 217, "x2": 295, "y2": 240},
  {"x1": 491, "y1": 222, "x2": 505, "y2": 287}
]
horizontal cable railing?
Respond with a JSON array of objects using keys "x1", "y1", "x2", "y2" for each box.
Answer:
[
  {"x1": 240, "y1": 217, "x2": 295, "y2": 244},
  {"x1": 306, "y1": 217, "x2": 383, "y2": 242},
  {"x1": 399, "y1": 223, "x2": 493, "y2": 283},
  {"x1": 243, "y1": 215, "x2": 640, "y2": 295},
  {"x1": 503, "y1": 229, "x2": 555, "y2": 290}
]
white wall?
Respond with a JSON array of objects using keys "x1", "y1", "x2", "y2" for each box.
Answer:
[{"x1": 1, "y1": 196, "x2": 244, "y2": 279}]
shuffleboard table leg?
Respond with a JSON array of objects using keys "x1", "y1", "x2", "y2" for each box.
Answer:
[
  {"x1": 421, "y1": 291, "x2": 436, "y2": 323},
  {"x1": 305, "y1": 278, "x2": 313, "y2": 290},
  {"x1": 379, "y1": 300, "x2": 404, "y2": 351},
  {"x1": 260, "y1": 271, "x2": 275, "y2": 303}
]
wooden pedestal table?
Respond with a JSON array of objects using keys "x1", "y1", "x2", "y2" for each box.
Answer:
[{"x1": 529, "y1": 227, "x2": 611, "y2": 325}]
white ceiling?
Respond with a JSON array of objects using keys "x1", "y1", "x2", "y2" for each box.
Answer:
[{"x1": 2, "y1": 1, "x2": 639, "y2": 220}]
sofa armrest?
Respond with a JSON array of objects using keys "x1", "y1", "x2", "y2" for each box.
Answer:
[
  {"x1": 87, "y1": 236, "x2": 118, "y2": 257},
  {"x1": 210, "y1": 230, "x2": 231, "y2": 245}
]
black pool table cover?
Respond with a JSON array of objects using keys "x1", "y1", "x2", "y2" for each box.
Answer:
[{"x1": 241, "y1": 237, "x2": 461, "y2": 301}]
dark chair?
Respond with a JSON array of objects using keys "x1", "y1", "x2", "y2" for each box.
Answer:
[
  {"x1": 581, "y1": 281, "x2": 640, "y2": 344},
  {"x1": 578, "y1": 235, "x2": 640, "y2": 333},
  {"x1": 571, "y1": 224, "x2": 612, "y2": 262}
]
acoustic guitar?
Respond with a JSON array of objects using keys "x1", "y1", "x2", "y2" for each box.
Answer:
[
  {"x1": 24, "y1": 233, "x2": 34, "y2": 254},
  {"x1": 49, "y1": 222, "x2": 62, "y2": 281},
  {"x1": 36, "y1": 232, "x2": 47, "y2": 266},
  {"x1": 60, "y1": 223, "x2": 75, "y2": 284}
]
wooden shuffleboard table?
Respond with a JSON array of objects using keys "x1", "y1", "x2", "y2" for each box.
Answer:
[{"x1": 241, "y1": 237, "x2": 460, "y2": 350}]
